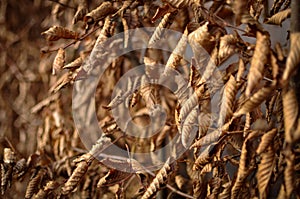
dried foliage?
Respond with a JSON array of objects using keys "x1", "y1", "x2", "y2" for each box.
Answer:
[
  {"x1": 245, "y1": 31, "x2": 270, "y2": 97},
  {"x1": 42, "y1": 26, "x2": 80, "y2": 41},
  {"x1": 265, "y1": 8, "x2": 291, "y2": 25},
  {"x1": 1, "y1": 0, "x2": 300, "y2": 198}
]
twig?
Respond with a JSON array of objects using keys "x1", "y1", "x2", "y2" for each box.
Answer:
[{"x1": 31, "y1": 93, "x2": 60, "y2": 113}]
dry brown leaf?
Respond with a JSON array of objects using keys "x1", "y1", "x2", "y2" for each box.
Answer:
[
  {"x1": 218, "y1": 181, "x2": 231, "y2": 199},
  {"x1": 270, "y1": 51, "x2": 280, "y2": 81},
  {"x1": 33, "y1": 181, "x2": 59, "y2": 199},
  {"x1": 199, "y1": 163, "x2": 212, "y2": 175},
  {"x1": 49, "y1": 72, "x2": 72, "y2": 93},
  {"x1": 63, "y1": 56, "x2": 83, "y2": 70},
  {"x1": 275, "y1": 42, "x2": 285, "y2": 61},
  {"x1": 188, "y1": 22, "x2": 215, "y2": 55},
  {"x1": 151, "y1": 4, "x2": 175, "y2": 22},
  {"x1": 42, "y1": 26, "x2": 79, "y2": 41},
  {"x1": 193, "y1": 179, "x2": 207, "y2": 198},
  {"x1": 190, "y1": 129, "x2": 221, "y2": 149},
  {"x1": 237, "y1": 58, "x2": 245, "y2": 82},
  {"x1": 193, "y1": 144, "x2": 215, "y2": 170},
  {"x1": 181, "y1": 108, "x2": 198, "y2": 148},
  {"x1": 231, "y1": 131, "x2": 258, "y2": 198},
  {"x1": 1, "y1": 148, "x2": 16, "y2": 195},
  {"x1": 197, "y1": 112, "x2": 211, "y2": 139},
  {"x1": 178, "y1": 84, "x2": 206, "y2": 129},
  {"x1": 84, "y1": 2, "x2": 117, "y2": 24},
  {"x1": 256, "y1": 146, "x2": 275, "y2": 199},
  {"x1": 270, "y1": 0, "x2": 286, "y2": 15},
  {"x1": 121, "y1": 16, "x2": 129, "y2": 48},
  {"x1": 3, "y1": 148, "x2": 16, "y2": 164},
  {"x1": 243, "y1": 113, "x2": 251, "y2": 137},
  {"x1": 25, "y1": 168, "x2": 46, "y2": 199},
  {"x1": 163, "y1": 28, "x2": 188, "y2": 74},
  {"x1": 61, "y1": 153, "x2": 93, "y2": 195},
  {"x1": 113, "y1": 0, "x2": 134, "y2": 17},
  {"x1": 53, "y1": 48, "x2": 65, "y2": 75},
  {"x1": 218, "y1": 75, "x2": 237, "y2": 126},
  {"x1": 283, "y1": 88, "x2": 299, "y2": 143},
  {"x1": 245, "y1": 31, "x2": 270, "y2": 97},
  {"x1": 265, "y1": 8, "x2": 291, "y2": 26},
  {"x1": 234, "y1": 86, "x2": 274, "y2": 117},
  {"x1": 148, "y1": 11, "x2": 177, "y2": 46},
  {"x1": 277, "y1": 183, "x2": 288, "y2": 199},
  {"x1": 284, "y1": 150, "x2": 295, "y2": 197},
  {"x1": 1, "y1": 163, "x2": 12, "y2": 195},
  {"x1": 273, "y1": 92, "x2": 283, "y2": 125},
  {"x1": 218, "y1": 34, "x2": 239, "y2": 62},
  {"x1": 282, "y1": 33, "x2": 300, "y2": 83},
  {"x1": 141, "y1": 158, "x2": 175, "y2": 199},
  {"x1": 256, "y1": 128, "x2": 277, "y2": 154},
  {"x1": 12, "y1": 158, "x2": 27, "y2": 179}
]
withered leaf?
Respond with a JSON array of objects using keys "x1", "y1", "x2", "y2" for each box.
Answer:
[
  {"x1": 245, "y1": 31, "x2": 270, "y2": 97},
  {"x1": 52, "y1": 48, "x2": 65, "y2": 75},
  {"x1": 265, "y1": 8, "x2": 291, "y2": 26},
  {"x1": 141, "y1": 158, "x2": 175, "y2": 199},
  {"x1": 282, "y1": 32, "x2": 300, "y2": 83},
  {"x1": 84, "y1": 2, "x2": 117, "y2": 24},
  {"x1": 256, "y1": 146, "x2": 275, "y2": 199},
  {"x1": 234, "y1": 86, "x2": 274, "y2": 117},
  {"x1": 256, "y1": 128, "x2": 277, "y2": 154},
  {"x1": 283, "y1": 88, "x2": 299, "y2": 144},
  {"x1": 42, "y1": 26, "x2": 79, "y2": 41}
]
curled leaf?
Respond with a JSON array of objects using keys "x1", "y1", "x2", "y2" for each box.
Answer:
[
  {"x1": 283, "y1": 88, "x2": 299, "y2": 143},
  {"x1": 270, "y1": 0, "x2": 286, "y2": 15},
  {"x1": 181, "y1": 108, "x2": 198, "y2": 148},
  {"x1": 282, "y1": 32, "x2": 300, "y2": 83},
  {"x1": 61, "y1": 153, "x2": 94, "y2": 195},
  {"x1": 163, "y1": 28, "x2": 188, "y2": 74},
  {"x1": 84, "y1": 2, "x2": 117, "y2": 24},
  {"x1": 42, "y1": 26, "x2": 79, "y2": 41},
  {"x1": 141, "y1": 158, "x2": 175, "y2": 199},
  {"x1": 218, "y1": 75, "x2": 237, "y2": 127},
  {"x1": 256, "y1": 146, "x2": 275, "y2": 199},
  {"x1": 218, "y1": 34, "x2": 239, "y2": 63},
  {"x1": 148, "y1": 11, "x2": 177, "y2": 46},
  {"x1": 245, "y1": 31, "x2": 270, "y2": 97},
  {"x1": 63, "y1": 56, "x2": 83, "y2": 70},
  {"x1": 256, "y1": 128, "x2": 277, "y2": 155},
  {"x1": 265, "y1": 8, "x2": 291, "y2": 25},
  {"x1": 284, "y1": 150, "x2": 295, "y2": 197},
  {"x1": 234, "y1": 86, "x2": 274, "y2": 117},
  {"x1": 188, "y1": 22, "x2": 215, "y2": 54},
  {"x1": 25, "y1": 169, "x2": 46, "y2": 199},
  {"x1": 53, "y1": 48, "x2": 65, "y2": 75}
]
